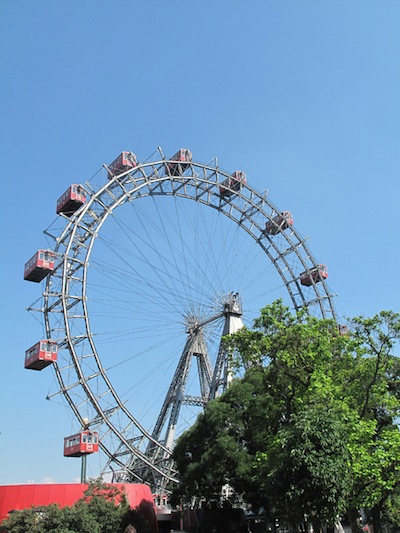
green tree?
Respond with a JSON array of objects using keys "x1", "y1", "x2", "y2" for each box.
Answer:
[
  {"x1": 255, "y1": 404, "x2": 350, "y2": 531},
  {"x1": 172, "y1": 301, "x2": 400, "y2": 533},
  {"x1": 344, "y1": 312, "x2": 400, "y2": 533},
  {"x1": 172, "y1": 382, "x2": 254, "y2": 504},
  {"x1": 173, "y1": 368, "x2": 351, "y2": 531}
]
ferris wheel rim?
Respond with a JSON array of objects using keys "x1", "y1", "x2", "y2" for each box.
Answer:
[{"x1": 40, "y1": 150, "x2": 337, "y2": 486}]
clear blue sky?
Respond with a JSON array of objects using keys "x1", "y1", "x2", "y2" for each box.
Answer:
[{"x1": 1, "y1": 0, "x2": 399, "y2": 486}]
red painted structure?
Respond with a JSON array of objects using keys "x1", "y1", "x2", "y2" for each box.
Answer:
[
  {"x1": 24, "y1": 250, "x2": 55, "y2": 282},
  {"x1": 57, "y1": 185, "x2": 86, "y2": 216},
  {"x1": 0, "y1": 483, "x2": 157, "y2": 530},
  {"x1": 300, "y1": 264, "x2": 328, "y2": 286},
  {"x1": 264, "y1": 211, "x2": 293, "y2": 235},
  {"x1": 219, "y1": 171, "x2": 246, "y2": 197},
  {"x1": 64, "y1": 430, "x2": 99, "y2": 457},
  {"x1": 166, "y1": 148, "x2": 192, "y2": 176},
  {"x1": 25, "y1": 340, "x2": 58, "y2": 371},
  {"x1": 107, "y1": 151, "x2": 138, "y2": 178}
]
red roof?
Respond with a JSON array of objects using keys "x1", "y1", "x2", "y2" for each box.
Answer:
[{"x1": 0, "y1": 483, "x2": 156, "y2": 529}]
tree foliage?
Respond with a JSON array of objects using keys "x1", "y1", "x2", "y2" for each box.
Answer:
[
  {"x1": 255, "y1": 404, "x2": 351, "y2": 527},
  {"x1": 172, "y1": 301, "x2": 400, "y2": 532}
]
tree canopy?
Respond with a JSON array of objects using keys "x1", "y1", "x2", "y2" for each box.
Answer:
[{"x1": 172, "y1": 301, "x2": 400, "y2": 533}]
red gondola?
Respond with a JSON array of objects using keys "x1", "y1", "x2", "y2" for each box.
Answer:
[
  {"x1": 300, "y1": 264, "x2": 328, "y2": 286},
  {"x1": 264, "y1": 211, "x2": 293, "y2": 235},
  {"x1": 25, "y1": 340, "x2": 58, "y2": 370},
  {"x1": 165, "y1": 148, "x2": 192, "y2": 176},
  {"x1": 24, "y1": 250, "x2": 55, "y2": 282},
  {"x1": 57, "y1": 184, "x2": 87, "y2": 216},
  {"x1": 219, "y1": 171, "x2": 246, "y2": 197},
  {"x1": 64, "y1": 430, "x2": 99, "y2": 457},
  {"x1": 107, "y1": 151, "x2": 138, "y2": 179}
]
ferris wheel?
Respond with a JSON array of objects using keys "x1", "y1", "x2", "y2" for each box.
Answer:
[{"x1": 25, "y1": 147, "x2": 337, "y2": 492}]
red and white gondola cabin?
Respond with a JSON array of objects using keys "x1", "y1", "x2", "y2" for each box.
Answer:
[
  {"x1": 56, "y1": 185, "x2": 87, "y2": 216},
  {"x1": 264, "y1": 211, "x2": 294, "y2": 235},
  {"x1": 166, "y1": 148, "x2": 193, "y2": 176},
  {"x1": 219, "y1": 171, "x2": 247, "y2": 197},
  {"x1": 64, "y1": 430, "x2": 99, "y2": 457},
  {"x1": 300, "y1": 264, "x2": 328, "y2": 286},
  {"x1": 25, "y1": 340, "x2": 58, "y2": 370},
  {"x1": 24, "y1": 250, "x2": 55, "y2": 282},
  {"x1": 107, "y1": 151, "x2": 138, "y2": 179}
]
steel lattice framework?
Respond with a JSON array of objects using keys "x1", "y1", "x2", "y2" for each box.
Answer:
[{"x1": 28, "y1": 148, "x2": 337, "y2": 491}]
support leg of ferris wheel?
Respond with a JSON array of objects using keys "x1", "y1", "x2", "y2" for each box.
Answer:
[
  {"x1": 151, "y1": 324, "x2": 212, "y2": 453},
  {"x1": 208, "y1": 292, "x2": 244, "y2": 401},
  {"x1": 135, "y1": 317, "x2": 213, "y2": 486},
  {"x1": 158, "y1": 292, "x2": 244, "y2": 450},
  {"x1": 143, "y1": 294, "x2": 244, "y2": 489}
]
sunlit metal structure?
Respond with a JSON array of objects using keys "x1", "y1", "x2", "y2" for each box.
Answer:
[{"x1": 26, "y1": 147, "x2": 336, "y2": 492}]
